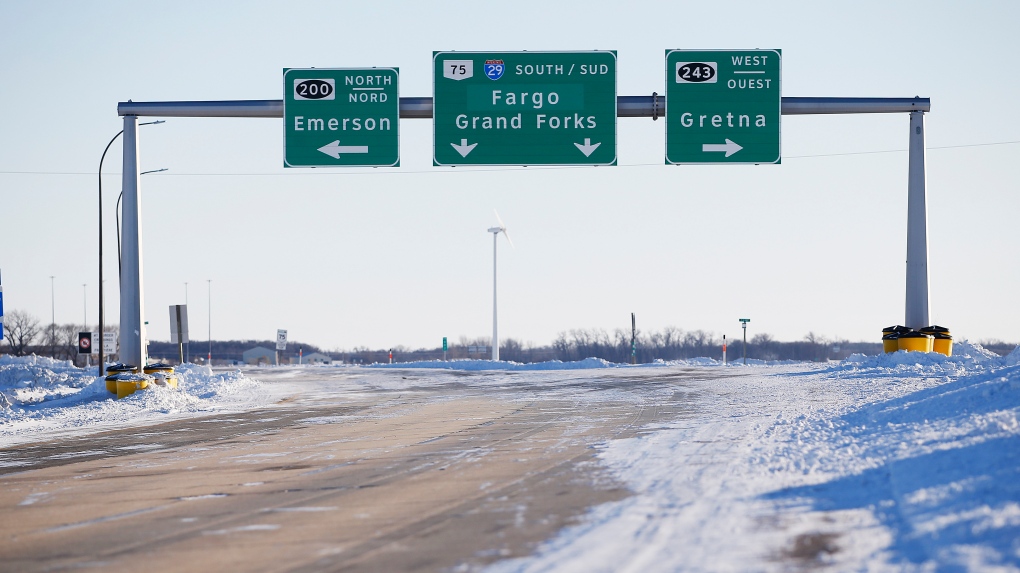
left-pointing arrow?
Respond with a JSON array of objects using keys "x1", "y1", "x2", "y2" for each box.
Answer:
[{"x1": 318, "y1": 140, "x2": 369, "y2": 158}]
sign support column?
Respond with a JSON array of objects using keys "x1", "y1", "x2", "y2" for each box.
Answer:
[
  {"x1": 120, "y1": 115, "x2": 146, "y2": 368},
  {"x1": 904, "y1": 110, "x2": 929, "y2": 329}
]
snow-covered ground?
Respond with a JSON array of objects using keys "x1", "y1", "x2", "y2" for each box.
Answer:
[
  {"x1": 489, "y1": 342, "x2": 1020, "y2": 572},
  {"x1": 2, "y1": 342, "x2": 1019, "y2": 571},
  {"x1": 0, "y1": 356, "x2": 277, "y2": 448}
]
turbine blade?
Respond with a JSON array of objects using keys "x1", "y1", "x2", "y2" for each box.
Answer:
[
  {"x1": 493, "y1": 208, "x2": 505, "y2": 231},
  {"x1": 502, "y1": 228, "x2": 515, "y2": 249}
]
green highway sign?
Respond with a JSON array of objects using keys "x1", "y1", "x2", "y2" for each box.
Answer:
[
  {"x1": 283, "y1": 67, "x2": 399, "y2": 168},
  {"x1": 665, "y1": 50, "x2": 781, "y2": 165},
  {"x1": 433, "y1": 51, "x2": 617, "y2": 166}
]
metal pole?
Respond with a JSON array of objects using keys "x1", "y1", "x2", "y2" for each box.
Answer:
[
  {"x1": 631, "y1": 313, "x2": 636, "y2": 364},
  {"x1": 119, "y1": 115, "x2": 145, "y2": 368},
  {"x1": 207, "y1": 279, "x2": 211, "y2": 364},
  {"x1": 117, "y1": 96, "x2": 931, "y2": 119},
  {"x1": 905, "y1": 110, "x2": 930, "y2": 329},
  {"x1": 742, "y1": 324, "x2": 747, "y2": 365},
  {"x1": 184, "y1": 282, "x2": 189, "y2": 363},
  {"x1": 49, "y1": 276, "x2": 54, "y2": 357},
  {"x1": 99, "y1": 131, "x2": 121, "y2": 377},
  {"x1": 492, "y1": 231, "x2": 499, "y2": 362}
]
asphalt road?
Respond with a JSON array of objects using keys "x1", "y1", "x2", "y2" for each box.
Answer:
[{"x1": 0, "y1": 367, "x2": 727, "y2": 572}]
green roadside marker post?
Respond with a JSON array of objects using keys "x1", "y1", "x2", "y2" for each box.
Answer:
[
  {"x1": 443, "y1": 337, "x2": 448, "y2": 361},
  {"x1": 283, "y1": 68, "x2": 399, "y2": 168},
  {"x1": 433, "y1": 51, "x2": 617, "y2": 166},
  {"x1": 665, "y1": 50, "x2": 781, "y2": 164}
]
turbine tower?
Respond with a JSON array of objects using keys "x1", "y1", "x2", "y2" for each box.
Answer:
[{"x1": 488, "y1": 210, "x2": 514, "y2": 361}]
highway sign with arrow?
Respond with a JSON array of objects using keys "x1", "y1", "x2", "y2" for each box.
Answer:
[
  {"x1": 665, "y1": 50, "x2": 781, "y2": 164},
  {"x1": 433, "y1": 51, "x2": 617, "y2": 166},
  {"x1": 283, "y1": 68, "x2": 399, "y2": 167}
]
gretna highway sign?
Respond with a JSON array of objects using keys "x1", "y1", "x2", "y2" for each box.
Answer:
[
  {"x1": 283, "y1": 67, "x2": 399, "y2": 168},
  {"x1": 433, "y1": 51, "x2": 617, "y2": 166},
  {"x1": 665, "y1": 49, "x2": 781, "y2": 164}
]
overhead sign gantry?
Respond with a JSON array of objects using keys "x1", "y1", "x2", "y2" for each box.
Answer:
[{"x1": 113, "y1": 50, "x2": 932, "y2": 371}]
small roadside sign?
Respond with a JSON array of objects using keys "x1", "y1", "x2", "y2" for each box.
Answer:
[
  {"x1": 91, "y1": 332, "x2": 99, "y2": 355},
  {"x1": 443, "y1": 337, "x2": 448, "y2": 352},
  {"x1": 103, "y1": 332, "x2": 117, "y2": 354},
  {"x1": 276, "y1": 329, "x2": 288, "y2": 351},
  {"x1": 77, "y1": 332, "x2": 92, "y2": 355},
  {"x1": 170, "y1": 305, "x2": 190, "y2": 344}
]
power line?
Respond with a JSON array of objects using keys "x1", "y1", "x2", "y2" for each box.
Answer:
[{"x1": 1, "y1": 140, "x2": 1017, "y2": 177}]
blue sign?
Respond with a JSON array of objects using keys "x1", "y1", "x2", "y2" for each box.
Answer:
[
  {"x1": 484, "y1": 59, "x2": 505, "y2": 80},
  {"x1": 0, "y1": 287, "x2": 4, "y2": 323}
]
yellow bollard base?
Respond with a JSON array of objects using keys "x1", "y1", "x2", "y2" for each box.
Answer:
[
  {"x1": 152, "y1": 375, "x2": 178, "y2": 389},
  {"x1": 115, "y1": 380, "x2": 136, "y2": 399},
  {"x1": 115, "y1": 378, "x2": 149, "y2": 400},
  {"x1": 898, "y1": 335, "x2": 934, "y2": 353},
  {"x1": 933, "y1": 338, "x2": 953, "y2": 357}
]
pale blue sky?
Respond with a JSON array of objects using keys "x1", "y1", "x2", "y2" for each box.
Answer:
[{"x1": 1, "y1": 0, "x2": 1018, "y2": 350}]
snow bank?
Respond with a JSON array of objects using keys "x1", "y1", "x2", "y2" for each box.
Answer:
[
  {"x1": 0, "y1": 357, "x2": 273, "y2": 448},
  {"x1": 489, "y1": 342, "x2": 1020, "y2": 572},
  {"x1": 365, "y1": 357, "x2": 627, "y2": 371},
  {"x1": 363, "y1": 356, "x2": 803, "y2": 371}
]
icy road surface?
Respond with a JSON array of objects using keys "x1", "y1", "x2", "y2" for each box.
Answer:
[{"x1": 1, "y1": 345, "x2": 1018, "y2": 571}]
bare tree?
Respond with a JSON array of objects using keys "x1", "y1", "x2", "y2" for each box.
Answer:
[
  {"x1": 752, "y1": 332, "x2": 778, "y2": 361},
  {"x1": 57, "y1": 324, "x2": 82, "y2": 362},
  {"x1": 3, "y1": 310, "x2": 41, "y2": 356}
]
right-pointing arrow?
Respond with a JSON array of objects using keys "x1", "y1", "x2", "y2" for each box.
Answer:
[
  {"x1": 702, "y1": 139, "x2": 743, "y2": 157},
  {"x1": 451, "y1": 139, "x2": 478, "y2": 158}
]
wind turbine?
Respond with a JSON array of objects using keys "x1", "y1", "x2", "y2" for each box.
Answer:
[{"x1": 488, "y1": 210, "x2": 514, "y2": 361}]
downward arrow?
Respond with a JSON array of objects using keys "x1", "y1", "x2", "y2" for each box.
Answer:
[
  {"x1": 451, "y1": 139, "x2": 478, "y2": 157},
  {"x1": 318, "y1": 140, "x2": 369, "y2": 158},
  {"x1": 702, "y1": 139, "x2": 743, "y2": 157},
  {"x1": 574, "y1": 138, "x2": 601, "y2": 157}
]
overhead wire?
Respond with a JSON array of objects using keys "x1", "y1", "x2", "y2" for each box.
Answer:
[{"x1": 0, "y1": 140, "x2": 1017, "y2": 177}]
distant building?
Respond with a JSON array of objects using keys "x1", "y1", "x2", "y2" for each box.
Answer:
[
  {"x1": 242, "y1": 346, "x2": 276, "y2": 365},
  {"x1": 296, "y1": 352, "x2": 331, "y2": 365}
]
